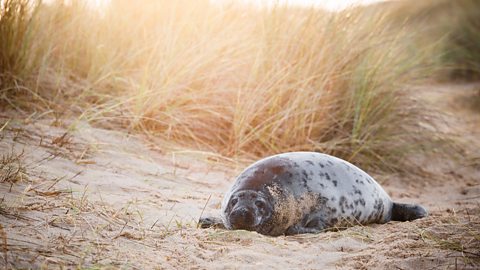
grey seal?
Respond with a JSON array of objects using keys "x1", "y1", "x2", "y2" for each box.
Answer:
[{"x1": 199, "y1": 152, "x2": 428, "y2": 236}]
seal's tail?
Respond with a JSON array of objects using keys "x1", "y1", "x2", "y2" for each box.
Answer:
[{"x1": 391, "y1": 202, "x2": 428, "y2": 221}]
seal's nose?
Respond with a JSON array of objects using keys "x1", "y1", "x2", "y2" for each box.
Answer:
[{"x1": 229, "y1": 207, "x2": 255, "y2": 230}]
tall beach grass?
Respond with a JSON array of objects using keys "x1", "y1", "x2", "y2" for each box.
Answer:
[{"x1": 0, "y1": 0, "x2": 450, "y2": 170}]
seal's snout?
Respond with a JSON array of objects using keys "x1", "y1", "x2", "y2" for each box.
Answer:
[
  {"x1": 224, "y1": 190, "x2": 273, "y2": 233},
  {"x1": 229, "y1": 207, "x2": 256, "y2": 230}
]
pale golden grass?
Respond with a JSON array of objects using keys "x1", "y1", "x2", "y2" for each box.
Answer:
[{"x1": 0, "y1": 0, "x2": 446, "y2": 170}]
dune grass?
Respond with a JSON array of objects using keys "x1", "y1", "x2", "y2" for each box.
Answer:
[
  {"x1": 387, "y1": 0, "x2": 480, "y2": 80},
  {"x1": 0, "y1": 0, "x2": 452, "y2": 171},
  {"x1": 441, "y1": 0, "x2": 480, "y2": 80}
]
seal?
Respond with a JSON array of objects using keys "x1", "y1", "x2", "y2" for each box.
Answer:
[{"x1": 199, "y1": 152, "x2": 428, "y2": 236}]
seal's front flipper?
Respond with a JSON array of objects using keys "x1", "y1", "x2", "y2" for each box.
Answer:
[
  {"x1": 391, "y1": 202, "x2": 428, "y2": 222},
  {"x1": 285, "y1": 218, "x2": 326, "y2": 235},
  {"x1": 285, "y1": 224, "x2": 324, "y2": 235},
  {"x1": 198, "y1": 216, "x2": 225, "y2": 229}
]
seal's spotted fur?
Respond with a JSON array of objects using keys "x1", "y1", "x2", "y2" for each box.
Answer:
[{"x1": 199, "y1": 152, "x2": 428, "y2": 236}]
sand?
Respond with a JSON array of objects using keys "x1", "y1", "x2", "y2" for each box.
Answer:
[{"x1": 0, "y1": 83, "x2": 479, "y2": 269}]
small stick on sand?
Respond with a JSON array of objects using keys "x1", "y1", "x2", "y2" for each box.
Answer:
[{"x1": 197, "y1": 194, "x2": 212, "y2": 229}]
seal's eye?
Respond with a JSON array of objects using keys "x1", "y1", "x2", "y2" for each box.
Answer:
[
  {"x1": 230, "y1": 198, "x2": 238, "y2": 207},
  {"x1": 255, "y1": 200, "x2": 265, "y2": 209}
]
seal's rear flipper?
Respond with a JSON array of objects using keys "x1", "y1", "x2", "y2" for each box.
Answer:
[
  {"x1": 391, "y1": 202, "x2": 428, "y2": 222},
  {"x1": 198, "y1": 216, "x2": 225, "y2": 229}
]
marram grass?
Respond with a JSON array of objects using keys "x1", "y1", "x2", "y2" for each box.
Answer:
[
  {"x1": 442, "y1": 0, "x2": 480, "y2": 80},
  {"x1": 0, "y1": 0, "x2": 447, "y2": 171}
]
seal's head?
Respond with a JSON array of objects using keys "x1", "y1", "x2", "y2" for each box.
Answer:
[{"x1": 224, "y1": 190, "x2": 274, "y2": 233}]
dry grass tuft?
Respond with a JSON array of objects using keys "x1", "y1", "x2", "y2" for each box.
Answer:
[{"x1": 0, "y1": 150, "x2": 27, "y2": 189}]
